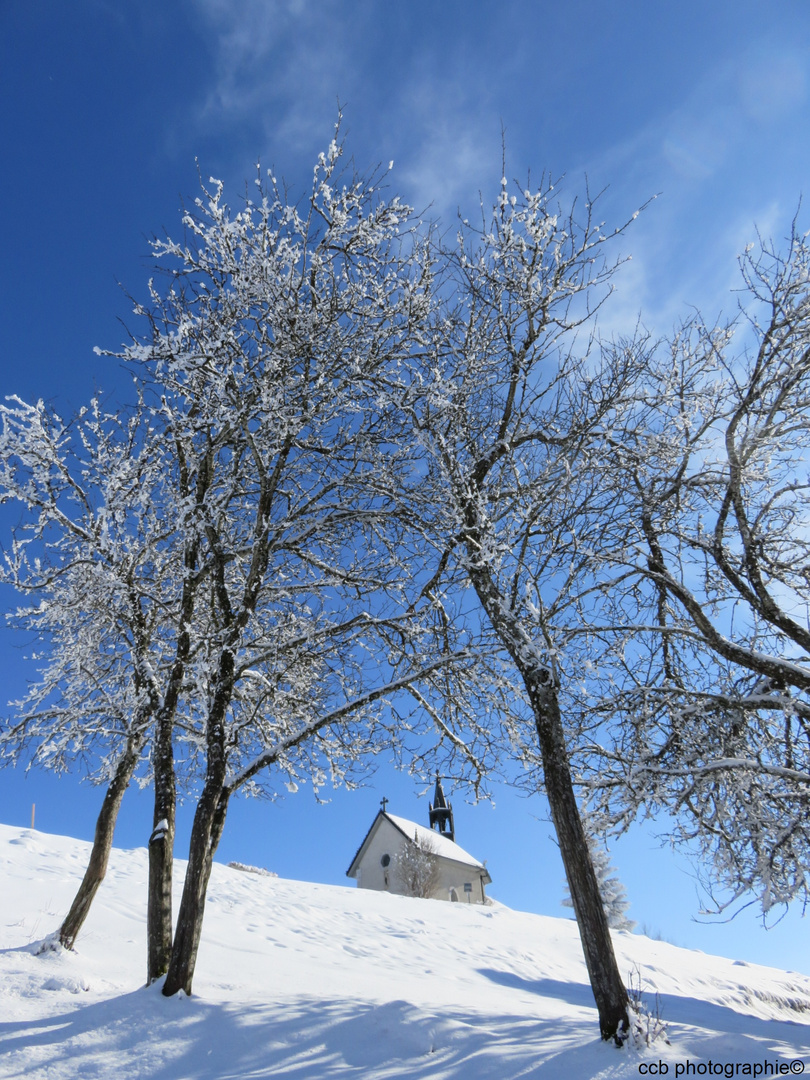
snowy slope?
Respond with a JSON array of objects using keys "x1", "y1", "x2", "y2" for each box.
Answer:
[{"x1": 1, "y1": 824, "x2": 809, "y2": 1079}]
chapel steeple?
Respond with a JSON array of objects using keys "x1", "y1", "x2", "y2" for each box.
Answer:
[{"x1": 428, "y1": 774, "x2": 455, "y2": 842}]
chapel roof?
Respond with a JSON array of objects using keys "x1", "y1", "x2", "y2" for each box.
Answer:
[
  {"x1": 346, "y1": 809, "x2": 491, "y2": 881},
  {"x1": 385, "y1": 813, "x2": 485, "y2": 868}
]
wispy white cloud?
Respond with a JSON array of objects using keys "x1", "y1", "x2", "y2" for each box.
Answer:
[
  {"x1": 180, "y1": 2, "x2": 810, "y2": 340},
  {"x1": 387, "y1": 83, "x2": 502, "y2": 224},
  {"x1": 185, "y1": 0, "x2": 504, "y2": 222},
  {"x1": 567, "y1": 38, "x2": 810, "y2": 332},
  {"x1": 188, "y1": 0, "x2": 361, "y2": 162}
]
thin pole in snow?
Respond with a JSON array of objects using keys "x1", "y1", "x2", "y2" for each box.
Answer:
[{"x1": 30, "y1": 803, "x2": 35, "y2": 830}]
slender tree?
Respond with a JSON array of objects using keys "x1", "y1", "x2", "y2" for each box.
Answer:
[
  {"x1": 0, "y1": 395, "x2": 176, "y2": 951},
  {"x1": 388, "y1": 175, "x2": 646, "y2": 1041},
  {"x1": 0, "y1": 131, "x2": 494, "y2": 995}
]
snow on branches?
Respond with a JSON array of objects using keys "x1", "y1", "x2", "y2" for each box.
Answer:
[{"x1": 585, "y1": 224, "x2": 810, "y2": 919}]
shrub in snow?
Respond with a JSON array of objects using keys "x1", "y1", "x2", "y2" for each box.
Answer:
[
  {"x1": 392, "y1": 832, "x2": 440, "y2": 899},
  {"x1": 227, "y1": 862, "x2": 278, "y2": 878}
]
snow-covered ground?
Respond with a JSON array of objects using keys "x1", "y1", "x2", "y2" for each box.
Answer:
[{"x1": 1, "y1": 824, "x2": 809, "y2": 1079}]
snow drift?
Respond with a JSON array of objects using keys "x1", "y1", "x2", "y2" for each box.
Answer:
[{"x1": 1, "y1": 823, "x2": 809, "y2": 1079}]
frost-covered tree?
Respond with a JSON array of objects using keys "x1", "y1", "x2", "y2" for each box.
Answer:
[
  {"x1": 561, "y1": 812, "x2": 635, "y2": 931},
  {"x1": 387, "y1": 175, "x2": 647, "y2": 1041},
  {"x1": 101, "y1": 131, "x2": 484, "y2": 997},
  {"x1": 0, "y1": 386, "x2": 228, "y2": 972},
  {"x1": 393, "y1": 831, "x2": 440, "y2": 899},
  {"x1": 587, "y1": 223, "x2": 810, "y2": 921},
  {"x1": 0, "y1": 394, "x2": 185, "y2": 951}
]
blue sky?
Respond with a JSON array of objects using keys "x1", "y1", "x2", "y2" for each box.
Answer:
[{"x1": 2, "y1": 0, "x2": 810, "y2": 974}]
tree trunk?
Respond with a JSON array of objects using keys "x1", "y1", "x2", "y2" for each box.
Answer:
[
  {"x1": 526, "y1": 672, "x2": 630, "y2": 1042},
  {"x1": 466, "y1": 556, "x2": 630, "y2": 1041},
  {"x1": 162, "y1": 786, "x2": 229, "y2": 997},
  {"x1": 59, "y1": 737, "x2": 142, "y2": 949},
  {"x1": 147, "y1": 709, "x2": 176, "y2": 983},
  {"x1": 146, "y1": 533, "x2": 200, "y2": 984}
]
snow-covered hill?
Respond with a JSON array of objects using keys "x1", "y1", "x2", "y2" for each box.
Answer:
[{"x1": 1, "y1": 824, "x2": 809, "y2": 1079}]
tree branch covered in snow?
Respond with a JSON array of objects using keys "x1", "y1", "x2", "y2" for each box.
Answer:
[{"x1": 583, "y1": 223, "x2": 810, "y2": 918}]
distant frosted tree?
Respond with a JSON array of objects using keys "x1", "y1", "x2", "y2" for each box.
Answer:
[
  {"x1": 393, "y1": 831, "x2": 440, "y2": 899},
  {"x1": 562, "y1": 814, "x2": 635, "y2": 931}
]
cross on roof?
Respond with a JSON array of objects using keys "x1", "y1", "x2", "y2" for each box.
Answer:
[{"x1": 380, "y1": 797, "x2": 389, "y2": 813}]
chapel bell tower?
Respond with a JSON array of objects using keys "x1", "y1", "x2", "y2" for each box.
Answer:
[{"x1": 428, "y1": 774, "x2": 455, "y2": 842}]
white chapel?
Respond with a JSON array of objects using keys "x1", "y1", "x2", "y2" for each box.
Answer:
[{"x1": 346, "y1": 777, "x2": 492, "y2": 904}]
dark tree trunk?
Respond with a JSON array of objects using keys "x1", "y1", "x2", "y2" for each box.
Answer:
[
  {"x1": 59, "y1": 737, "x2": 143, "y2": 949},
  {"x1": 147, "y1": 708, "x2": 176, "y2": 983},
  {"x1": 162, "y1": 786, "x2": 229, "y2": 997},
  {"x1": 145, "y1": 526, "x2": 201, "y2": 984},
  {"x1": 466, "y1": 556, "x2": 630, "y2": 1042},
  {"x1": 526, "y1": 673, "x2": 630, "y2": 1042},
  {"x1": 163, "y1": 650, "x2": 233, "y2": 997}
]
